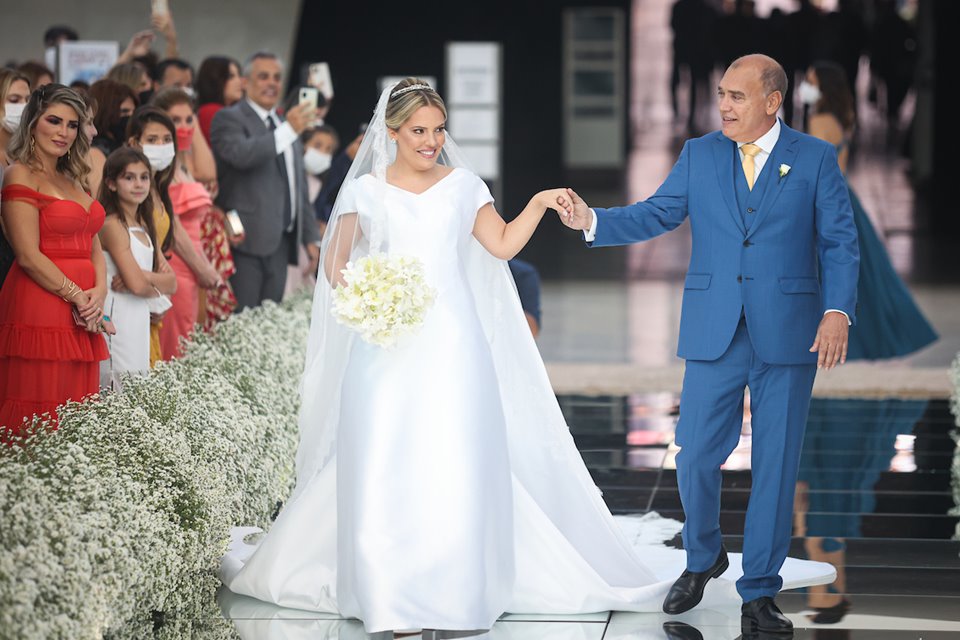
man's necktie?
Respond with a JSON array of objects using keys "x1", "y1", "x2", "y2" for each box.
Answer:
[
  {"x1": 266, "y1": 116, "x2": 293, "y2": 230},
  {"x1": 740, "y1": 143, "x2": 761, "y2": 191}
]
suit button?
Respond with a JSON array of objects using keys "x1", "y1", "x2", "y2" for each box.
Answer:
[
  {"x1": 747, "y1": 207, "x2": 755, "y2": 213},
  {"x1": 743, "y1": 240, "x2": 751, "y2": 247},
  {"x1": 737, "y1": 275, "x2": 743, "y2": 283}
]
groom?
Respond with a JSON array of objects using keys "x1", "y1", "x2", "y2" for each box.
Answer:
[{"x1": 562, "y1": 54, "x2": 859, "y2": 633}]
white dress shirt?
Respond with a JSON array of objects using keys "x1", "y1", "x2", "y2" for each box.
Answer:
[
  {"x1": 246, "y1": 98, "x2": 299, "y2": 232},
  {"x1": 583, "y1": 118, "x2": 849, "y2": 323}
]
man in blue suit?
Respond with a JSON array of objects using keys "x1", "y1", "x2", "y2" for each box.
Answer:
[{"x1": 561, "y1": 54, "x2": 859, "y2": 634}]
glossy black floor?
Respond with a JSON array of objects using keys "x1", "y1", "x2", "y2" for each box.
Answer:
[{"x1": 560, "y1": 393, "x2": 960, "y2": 637}]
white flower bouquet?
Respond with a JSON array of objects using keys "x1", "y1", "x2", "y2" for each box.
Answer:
[{"x1": 331, "y1": 254, "x2": 437, "y2": 348}]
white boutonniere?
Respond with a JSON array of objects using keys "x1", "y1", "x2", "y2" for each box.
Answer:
[{"x1": 778, "y1": 164, "x2": 791, "y2": 180}]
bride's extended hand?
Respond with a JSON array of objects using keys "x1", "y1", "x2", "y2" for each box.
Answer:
[
  {"x1": 535, "y1": 188, "x2": 573, "y2": 218},
  {"x1": 559, "y1": 188, "x2": 594, "y2": 231}
]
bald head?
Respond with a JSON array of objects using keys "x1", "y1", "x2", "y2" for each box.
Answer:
[
  {"x1": 728, "y1": 54, "x2": 788, "y2": 99},
  {"x1": 717, "y1": 54, "x2": 786, "y2": 142}
]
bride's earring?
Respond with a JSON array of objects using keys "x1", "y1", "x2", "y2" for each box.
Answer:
[{"x1": 390, "y1": 138, "x2": 397, "y2": 144}]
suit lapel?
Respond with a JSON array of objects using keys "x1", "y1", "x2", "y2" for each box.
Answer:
[
  {"x1": 746, "y1": 123, "x2": 800, "y2": 239},
  {"x1": 238, "y1": 100, "x2": 265, "y2": 132},
  {"x1": 713, "y1": 133, "x2": 746, "y2": 235}
]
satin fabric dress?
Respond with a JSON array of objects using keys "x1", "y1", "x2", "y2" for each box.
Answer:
[
  {"x1": 0, "y1": 185, "x2": 108, "y2": 437},
  {"x1": 844, "y1": 185, "x2": 937, "y2": 359}
]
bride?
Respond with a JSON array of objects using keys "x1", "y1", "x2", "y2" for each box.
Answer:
[{"x1": 220, "y1": 78, "x2": 833, "y2": 635}]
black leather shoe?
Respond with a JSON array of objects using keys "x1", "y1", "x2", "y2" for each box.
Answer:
[
  {"x1": 662, "y1": 546, "x2": 729, "y2": 614},
  {"x1": 663, "y1": 621, "x2": 704, "y2": 640},
  {"x1": 741, "y1": 596, "x2": 793, "y2": 635}
]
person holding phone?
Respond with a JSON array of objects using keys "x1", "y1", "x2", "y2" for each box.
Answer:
[{"x1": 209, "y1": 52, "x2": 321, "y2": 310}]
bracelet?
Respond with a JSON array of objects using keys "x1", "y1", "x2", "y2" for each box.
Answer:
[
  {"x1": 60, "y1": 281, "x2": 80, "y2": 302},
  {"x1": 55, "y1": 276, "x2": 68, "y2": 293}
]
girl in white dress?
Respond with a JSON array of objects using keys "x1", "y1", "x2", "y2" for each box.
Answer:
[
  {"x1": 97, "y1": 148, "x2": 176, "y2": 389},
  {"x1": 221, "y1": 79, "x2": 834, "y2": 636}
]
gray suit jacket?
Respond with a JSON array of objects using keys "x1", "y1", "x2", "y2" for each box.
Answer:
[{"x1": 210, "y1": 100, "x2": 320, "y2": 258}]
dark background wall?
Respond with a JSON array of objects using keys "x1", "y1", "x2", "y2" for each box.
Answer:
[
  {"x1": 930, "y1": 1, "x2": 957, "y2": 236},
  {"x1": 916, "y1": 0, "x2": 958, "y2": 281},
  {"x1": 292, "y1": 0, "x2": 632, "y2": 276}
]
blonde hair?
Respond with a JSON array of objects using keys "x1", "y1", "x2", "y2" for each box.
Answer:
[
  {"x1": 107, "y1": 62, "x2": 149, "y2": 94},
  {"x1": 0, "y1": 69, "x2": 32, "y2": 107},
  {"x1": 385, "y1": 78, "x2": 446, "y2": 130},
  {"x1": 7, "y1": 84, "x2": 92, "y2": 190}
]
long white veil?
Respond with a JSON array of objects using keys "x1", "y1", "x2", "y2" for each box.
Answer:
[
  {"x1": 294, "y1": 81, "x2": 658, "y2": 587},
  {"x1": 295, "y1": 82, "x2": 515, "y2": 494},
  {"x1": 294, "y1": 83, "x2": 483, "y2": 494}
]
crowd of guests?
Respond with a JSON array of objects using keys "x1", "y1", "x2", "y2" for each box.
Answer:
[
  {"x1": 671, "y1": 0, "x2": 919, "y2": 140},
  {"x1": 0, "y1": 15, "x2": 366, "y2": 442}
]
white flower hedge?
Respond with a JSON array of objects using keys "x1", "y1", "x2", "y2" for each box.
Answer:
[
  {"x1": 0, "y1": 292, "x2": 313, "y2": 639},
  {"x1": 950, "y1": 353, "x2": 960, "y2": 544}
]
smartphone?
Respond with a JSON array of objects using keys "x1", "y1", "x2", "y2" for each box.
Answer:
[
  {"x1": 298, "y1": 87, "x2": 319, "y2": 110},
  {"x1": 224, "y1": 209, "x2": 245, "y2": 237},
  {"x1": 308, "y1": 62, "x2": 334, "y2": 100},
  {"x1": 72, "y1": 308, "x2": 116, "y2": 334},
  {"x1": 151, "y1": 0, "x2": 169, "y2": 15}
]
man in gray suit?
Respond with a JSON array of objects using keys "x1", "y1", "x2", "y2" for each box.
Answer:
[{"x1": 210, "y1": 51, "x2": 321, "y2": 310}]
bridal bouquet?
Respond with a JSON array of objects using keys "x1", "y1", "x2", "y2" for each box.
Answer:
[{"x1": 331, "y1": 254, "x2": 436, "y2": 348}]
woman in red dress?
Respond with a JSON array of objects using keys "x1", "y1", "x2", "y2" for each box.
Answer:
[
  {"x1": 0, "y1": 84, "x2": 109, "y2": 440},
  {"x1": 195, "y1": 56, "x2": 243, "y2": 144},
  {"x1": 194, "y1": 60, "x2": 245, "y2": 329}
]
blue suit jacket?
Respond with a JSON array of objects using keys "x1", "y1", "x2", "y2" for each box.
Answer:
[{"x1": 592, "y1": 122, "x2": 859, "y2": 365}]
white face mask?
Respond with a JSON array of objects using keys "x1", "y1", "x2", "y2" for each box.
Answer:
[
  {"x1": 798, "y1": 80, "x2": 822, "y2": 106},
  {"x1": 141, "y1": 142, "x2": 176, "y2": 172},
  {"x1": 2, "y1": 102, "x2": 26, "y2": 133},
  {"x1": 303, "y1": 148, "x2": 333, "y2": 175}
]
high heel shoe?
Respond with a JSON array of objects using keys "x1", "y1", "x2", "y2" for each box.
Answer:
[{"x1": 811, "y1": 598, "x2": 851, "y2": 624}]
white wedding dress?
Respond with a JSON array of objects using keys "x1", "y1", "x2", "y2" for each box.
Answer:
[
  {"x1": 220, "y1": 165, "x2": 835, "y2": 634},
  {"x1": 100, "y1": 226, "x2": 153, "y2": 390}
]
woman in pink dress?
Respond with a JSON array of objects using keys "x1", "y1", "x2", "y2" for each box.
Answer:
[{"x1": 152, "y1": 88, "x2": 219, "y2": 358}]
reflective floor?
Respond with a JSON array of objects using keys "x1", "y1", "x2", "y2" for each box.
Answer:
[{"x1": 217, "y1": 396, "x2": 960, "y2": 638}]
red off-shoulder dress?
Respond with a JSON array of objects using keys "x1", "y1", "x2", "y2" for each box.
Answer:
[{"x1": 0, "y1": 185, "x2": 109, "y2": 438}]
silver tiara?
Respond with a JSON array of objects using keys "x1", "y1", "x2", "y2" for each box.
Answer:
[{"x1": 390, "y1": 84, "x2": 435, "y2": 98}]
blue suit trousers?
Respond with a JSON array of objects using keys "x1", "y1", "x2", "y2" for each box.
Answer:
[{"x1": 676, "y1": 316, "x2": 816, "y2": 602}]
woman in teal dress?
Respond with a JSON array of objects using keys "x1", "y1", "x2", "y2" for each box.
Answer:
[{"x1": 801, "y1": 61, "x2": 937, "y2": 359}]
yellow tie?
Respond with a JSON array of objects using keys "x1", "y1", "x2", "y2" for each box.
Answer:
[{"x1": 741, "y1": 143, "x2": 761, "y2": 190}]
